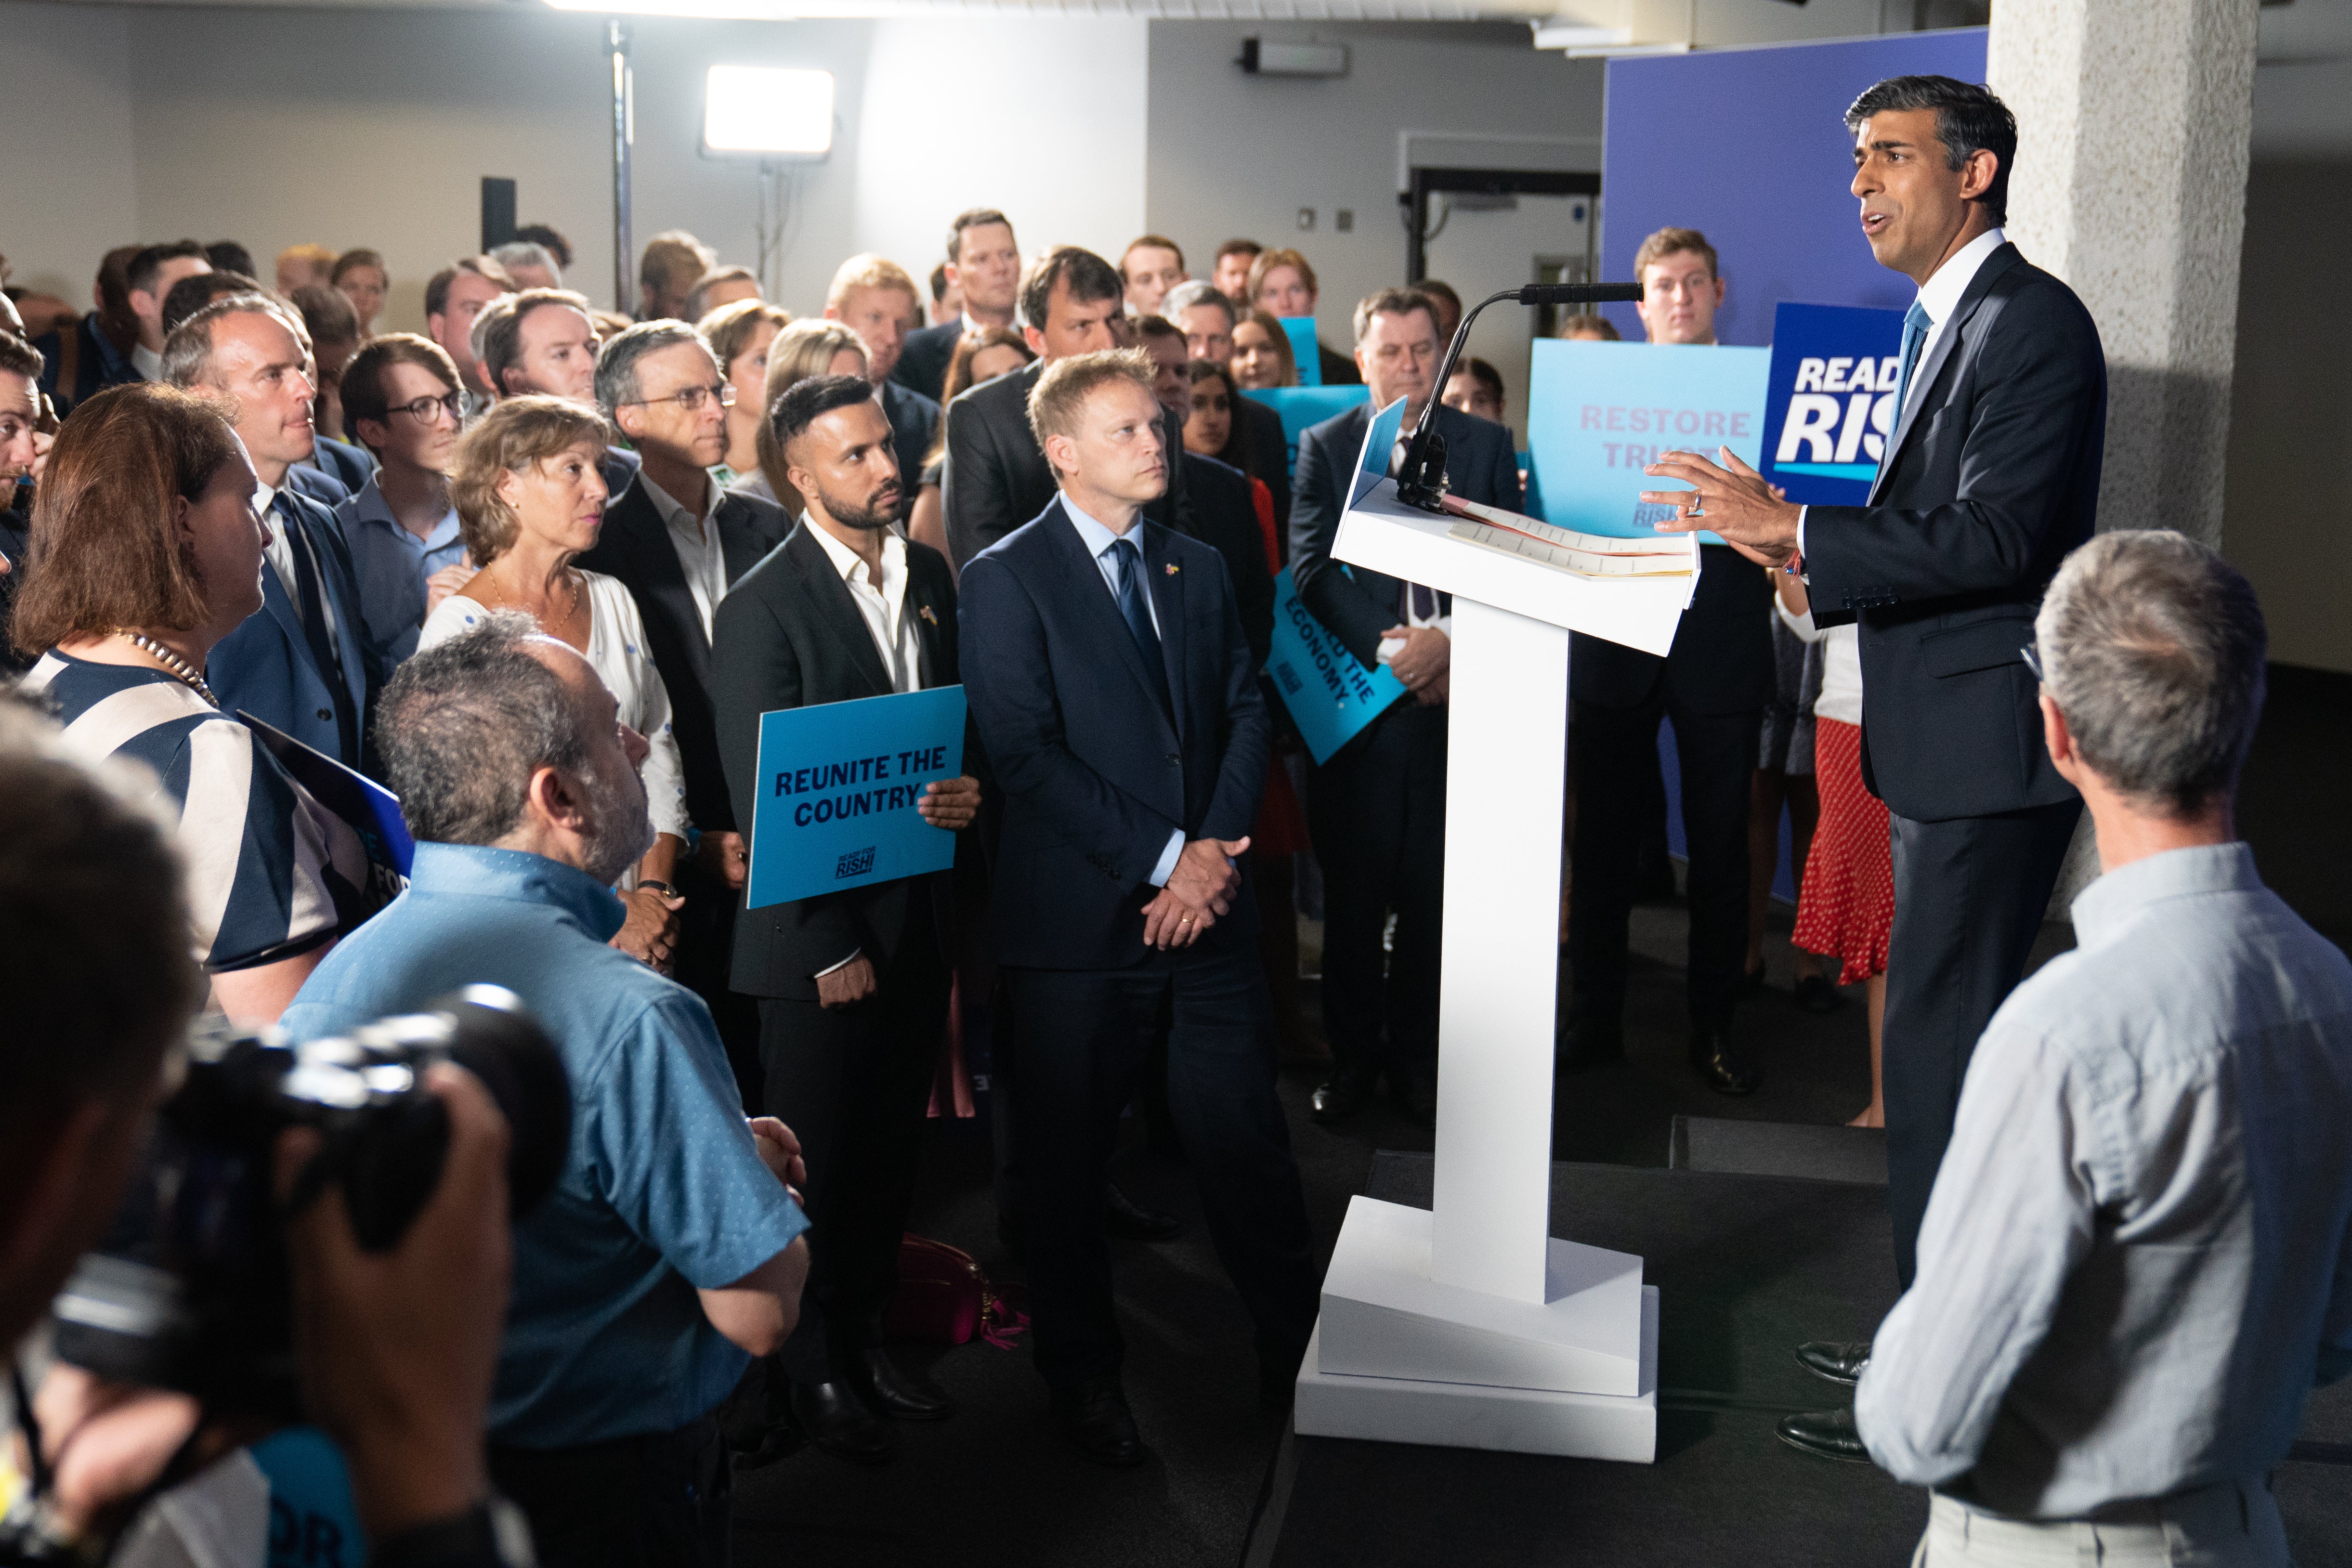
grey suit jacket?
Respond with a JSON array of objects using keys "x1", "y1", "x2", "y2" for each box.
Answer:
[{"x1": 1803, "y1": 242, "x2": 2105, "y2": 822}]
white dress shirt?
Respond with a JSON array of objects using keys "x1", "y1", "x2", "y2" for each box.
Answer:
[
  {"x1": 1774, "y1": 603, "x2": 1861, "y2": 727},
  {"x1": 131, "y1": 343, "x2": 163, "y2": 383},
  {"x1": 1797, "y1": 225, "x2": 2008, "y2": 563},
  {"x1": 640, "y1": 470, "x2": 727, "y2": 641},
  {"x1": 1061, "y1": 496, "x2": 1184, "y2": 888},
  {"x1": 804, "y1": 516, "x2": 921, "y2": 695},
  {"x1": 255, "y1": 479, "x2": 343, "y2": 661}
]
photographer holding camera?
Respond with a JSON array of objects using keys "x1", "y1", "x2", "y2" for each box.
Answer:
[
  {"x1": 0, "y1": 694, "x2": 518, "y2": 1568},
  {"x1": 279, "y1": 613, "x2": 811, "y2": 1568}
]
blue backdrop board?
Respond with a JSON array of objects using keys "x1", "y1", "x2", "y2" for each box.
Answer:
[
  {"x1": 1280, "y1": 316, "x2": 1325, "y2": 386},
  {"x1": 1242, "y1": 385, "x2": 1372, "y2": 475},
  {"x1": 747, "y1": 686, "x2": 966, "y2": 910},
  {"x1": 1759, "y1": 302, "x2": 1908, "y2": 502},
  {"x1": 1524, "y1": 338, "x2": 1770, "y2": 548},
  {"x1": 1598, "y1": 29, "x2": 1988, "y2": 345}
]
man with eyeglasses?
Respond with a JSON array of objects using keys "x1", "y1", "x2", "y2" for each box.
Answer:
[
  {"x1": 336, "y1": 333, "x2": 472, "y2": 667},
  {"x1": 583, "y1": 321, "x2": 794, "y2": 1114}
]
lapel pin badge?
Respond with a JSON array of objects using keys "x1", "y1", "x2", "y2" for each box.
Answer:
[
  {"x1": 1164, "y1": 562, "x2": 1180, "y2": 576},
  {"x1": 918, "y1": 604, "x2": 939, "y2": 626}
]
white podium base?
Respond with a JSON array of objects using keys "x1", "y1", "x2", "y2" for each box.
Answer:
[{"x1": 1294, "y1": 1289, "x2": 1659, "y2": 1463}]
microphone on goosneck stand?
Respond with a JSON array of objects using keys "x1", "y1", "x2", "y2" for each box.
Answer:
[{"x1": 1395, "y1": 281, "x2": 1646, "y2": 513}]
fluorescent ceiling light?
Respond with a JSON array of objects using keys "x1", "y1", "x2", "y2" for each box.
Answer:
[
  {"x1": 703, "y1": 65, "x2": 834, "y2": 157},
  {"x1": 547, "y1": 0, "x2": 794, "y2": 16}
]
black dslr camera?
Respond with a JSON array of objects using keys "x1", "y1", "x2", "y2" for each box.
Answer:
[{"x1": 49, "y1": 987, "x2": 571, "y2": 1414}]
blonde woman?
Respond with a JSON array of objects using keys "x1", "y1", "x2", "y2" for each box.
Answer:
[
  {"x1": 698, "y1": 297, "x2": 793, "y2": 486},
  {"x1": 1228, "y1": 308, "x2": 1297, "y2": 391},
  {"x1": 731, "y1": 318, "x2": 870, "y2": 513},
  {"x1": 419, "y1": 395, "x2": 691, "y2": 970}
]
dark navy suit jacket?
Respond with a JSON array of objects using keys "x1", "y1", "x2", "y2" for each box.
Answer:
[
  {"x1": 879, "y1": 379, "x2": 941, "y2": 494},
  {"x1": 890, "y1": 321, "x2": 962, "y2": 405},
  {"x1": 209, "y1": 486, "x2": 379, "y2": 773},
  {"x1": 1804, "y1": 243, "x2": 2105, "y2": 823},
  {"x1": 960, "y1": 496, "x2": 1268, "y2": 971}
]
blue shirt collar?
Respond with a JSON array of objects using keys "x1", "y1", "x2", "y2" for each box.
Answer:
[
  {"x1": 2069, "y1": 841, "x2": 2261, "y2": 949},
  {"x1": 350, "y1": 474, "x2": 464, "y2": 552},
  {"x1": 1059, "y1": 494, "x2": 1143, "y2": 561},
  {"x1": 408, "y1": 842, "x2": 628, "y2": 942}
]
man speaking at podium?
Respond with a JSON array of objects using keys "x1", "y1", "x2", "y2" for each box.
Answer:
[
  {"x1": 1641, "y1": 76, "x2": 2105, "y2": 1459},
  {"x1": 1289, "y1": 287, "x2": 1521, "y2": 1128}
]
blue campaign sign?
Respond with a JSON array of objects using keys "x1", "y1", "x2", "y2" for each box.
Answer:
[
  {"x1": 1280, "y1": 316, "x2": 1324, "y2": 386},
  {"x1": 1351, "y1": 394, "x2": 1409, "y2": 507},
  {"x1": 1758, "y1": 301, "x2": 1908, "y2": 504},
  {"x1": 1266, "y1": 566, "x2": 1409, "y2": 765},
  {"x1": 1525, "y1": 338, "x2": 1770, "y2": 545},
  {"x1": 1242, "y1": 385, "x2": 1371, "y2": 476},
  {"x1": 747, "y1": 685, "x2": 966, "y2": 910}
]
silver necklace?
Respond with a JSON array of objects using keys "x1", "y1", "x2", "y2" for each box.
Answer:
[{"x1": 117, "y1": 631, "x2": 220, "y2": 707}]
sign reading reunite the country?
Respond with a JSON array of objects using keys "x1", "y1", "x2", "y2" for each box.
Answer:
[
  {"x1": 1756, "y1": 301, "x2": 1908, "y2": 505},
  {"x1": 1524, "y1": 338, "x2": 1771, "y2": 546},
  {"x1": 747, "y1": 685, "x2": 967, "y2": 910}
]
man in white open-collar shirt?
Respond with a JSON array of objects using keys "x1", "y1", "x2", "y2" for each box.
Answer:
[{"x1": 1855, "y1": 530, "x2": 2352, "y2": 1566}]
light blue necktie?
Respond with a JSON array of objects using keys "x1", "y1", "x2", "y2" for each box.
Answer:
[{"x1": 1893, "y1": 299, "x2": 1932, "y2": 419}]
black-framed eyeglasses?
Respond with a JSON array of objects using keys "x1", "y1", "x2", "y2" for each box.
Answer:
[
  {"x1": 624, "y1": 383, "x2": 735, "y2": 414},
  {"x1": 390, "y1": 392, "x2": 465, "y2": 424},
  {"x1": 2020, "y1": 640, "x2": 2045, "y2": 681}
]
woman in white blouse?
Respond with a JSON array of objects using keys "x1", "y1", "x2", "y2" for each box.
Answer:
[{"x1": 420, "y1": 394, "x2": 692, "y2": 971}]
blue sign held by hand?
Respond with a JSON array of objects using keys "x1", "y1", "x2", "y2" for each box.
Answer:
[
  {"x1": 1758, "y1": 301, "x2": 1908, "y2": 504},
  {"x1": 1266, "y1": 566, "x2": 1409, "y2": 766},
  {"x1": 747, "y1": 685, "x2": 966, "y2": 909}
]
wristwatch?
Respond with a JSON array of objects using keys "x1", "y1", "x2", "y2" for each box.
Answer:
[{"x1": 637, "y1": 880, "x2": 680, "y2": 900}]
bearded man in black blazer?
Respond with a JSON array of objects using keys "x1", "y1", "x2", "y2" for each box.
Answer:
[
  {"x1": 1643, "y1": 77, "x2": 2104, "y2": 1462},
  {"x1": 713, "y1": 375, "x2": 979, "y2": 1463},
  {"x1": 960, "y1": 351, "x2": 1317, "y2": 1467},
  {"x1": 1288, "y1": 287, "x2": 1521, "y2": 1128}
]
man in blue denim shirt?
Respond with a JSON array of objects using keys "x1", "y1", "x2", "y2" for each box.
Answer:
[
  {"x1": 284, "y1": 613, "x2": 809, "y2": 1568},
  {"x1": 1843, "y1": 532, "x2": 2352, "y2": 1566}
]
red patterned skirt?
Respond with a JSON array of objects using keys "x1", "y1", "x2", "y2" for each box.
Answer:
[{"x1": 1792, "y1": 718, "x2": 1893, "y2": 986}]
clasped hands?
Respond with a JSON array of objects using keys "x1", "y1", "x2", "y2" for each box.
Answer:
[
  {"x1": 1142, "y1": 835, "x2": 1250, "y2": 950},
  {"x1": 1641, "y1": 446, "x2": 1803, "y2": 569}
]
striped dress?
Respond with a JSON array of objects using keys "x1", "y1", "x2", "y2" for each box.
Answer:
[{"x1": 25, "y1": 652, "x2": 365, "y2": 972}]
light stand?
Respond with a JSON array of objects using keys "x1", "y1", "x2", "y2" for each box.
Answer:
[{"x1": 1395, "y1": 281, "x2": 1645, "y2": 511}]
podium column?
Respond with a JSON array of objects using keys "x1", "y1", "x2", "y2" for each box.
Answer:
[{"x1": 1430, "y1": 597, "x2": 1569, "y2": 1304}]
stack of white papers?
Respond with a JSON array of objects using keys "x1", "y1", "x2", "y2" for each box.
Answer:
[{"x1": 1437, "y1": 496, "x2": 1696, "y2": 579}]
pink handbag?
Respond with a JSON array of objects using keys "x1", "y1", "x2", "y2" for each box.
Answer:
[{"x1": 885, "y1": 1234, "x2": 1028, "y2": 1348}]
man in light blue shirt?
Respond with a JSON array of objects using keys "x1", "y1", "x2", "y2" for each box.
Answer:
[
  {"x1": 283, "y1": 613, "x2": 809, "y2": 1568},
  {"x1": 335, "y1": 336, "x2": 473, "y2": 666},
  {"x1": 1852, "y1": 531, "x2": 2352, "y2": 1565}
]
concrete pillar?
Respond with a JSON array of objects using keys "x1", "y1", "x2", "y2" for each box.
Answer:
[{"x1": 1987, "y1": 0, "x2": 2258, "y2": 548}]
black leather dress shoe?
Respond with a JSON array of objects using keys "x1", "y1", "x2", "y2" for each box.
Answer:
[
  {"x1": 1692, "y1": 1029, "x2": 1759, "y2": 1096},
  {"x1": 1310, "y1": 1071, "x2": 1372, "y2": 1124},
  {"x1": 847, "y1": 1347, "x2": 954, "y2": 1421},
  {"x1": 730, "y1": 1423, "x2": 806, "y2": 1471},
  {"x1": 788, "y1": 1379, "x2": 893, "y2": 1463},
  {"x1": 1104, "y1": 1182, "x2": 1181, "y2": 1241},
  {"x1": 1775, "y1": 1406, "x2": 1872, "y2": 1464},
  {"x1": 1792, "y1": 974, "x2": 1848, "y2": 1015},
  {"x1": 1052, "y1": 1374, "x2": 1147, "y2": 1466},
  {"x1": 1794, "y1": 1340, "x2": 1872, "y2": 1385}
]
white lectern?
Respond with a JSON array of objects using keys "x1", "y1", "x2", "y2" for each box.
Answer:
[{"x1": 1291, "y1": 408, "x2": 1698, "y2": 1462}]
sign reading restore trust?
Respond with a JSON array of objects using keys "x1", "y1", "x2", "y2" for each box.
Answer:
[{"x1": 746, "y1": 685, "x2": 967, "y2": 909}]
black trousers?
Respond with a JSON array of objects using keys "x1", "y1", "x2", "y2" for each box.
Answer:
[
  {"x1": 1883, "y1": 798, "x2": 2079, "y2": 1286},
  {"x1": 488, "y1": 1414, "x2": 729, "y2": 1568},
  {"x1": 1003, "y1": 945, "x2": 1318, "y2": 1390},
  {"x1": 1569, "y1": 695, "x2": 1760, "y2": 1032},
  {"x1": 1304, "y1": 702, "x2": 1447, "y2": 1087},
  {"x1": 756, "y1": 902, "x2": 949, "y2": 1383},
  {"x1": 674, "y1": 862, "x2": 761, "y2": 1112}
]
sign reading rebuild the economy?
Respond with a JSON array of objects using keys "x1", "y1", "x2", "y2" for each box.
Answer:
[
  {"x1": 1267, "y1": 566, "x2": 1410, "y2": 765},
  {"x1": 1757, "y1": 301, "x2": 1908, "y2": 505},
  {"x1": 1524, "y1": 338, "x2": 1770, "y2": 546},
  {"x1": 746, "y1": 685, "x2": 966, "y2": 910}
]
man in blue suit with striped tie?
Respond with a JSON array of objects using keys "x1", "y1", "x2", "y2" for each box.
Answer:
[{"x1": 167, "y1": 297, "x2": 379, "y2": 774}]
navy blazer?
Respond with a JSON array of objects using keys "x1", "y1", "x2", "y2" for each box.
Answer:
[
  {"x1": 1803, "y1": 243, "x2": 2105, "y2": 823},
  {"x1": 1181, "y1": 452, "x2": 1276, "y2": 668},
  {"x1": 209, "y1": 486, "x2": 378, "y2": 773},
  {"x1": 291, "y1": 435, "x2": 374, "y2": 505},
  {"x1": 879, "y1": 379, "x2": 941, "y2": 494},
  {"x1": 1288, "y1": 400, "x2": 1520, "y2": 670},
  {"x1": 713, "y1": 524, "x2": 961, "y2": 999},
  {"x1": 890, "y1": 321, "x2": 962, "y2": 405},
  {"x1": 574, "y1": 472, "x2": 793, "y2": 833},
  {"x1": 960, "y1": 496, "x2": 1269, "y2": 971}
]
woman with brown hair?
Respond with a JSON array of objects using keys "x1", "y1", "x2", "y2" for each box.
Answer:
[
  {"x1": 14, "y1": 382, "x2": 366, "y2": 1023},
  {"x1": 698, "y1": 298, "x2": 793, "y2": 486},
  {"x1": 330, "y1": 248, "x2": 389, "y2": 335},
  {"x1": 1228, "y1": 308, "x2": 1297, "y2": 392},
  {"x1": 733, "y1": 319, "x2": 871, "y2": 513},
  {"x1": 905, "y1": 326, "x2": 1033, "y2": 572},
  {"x1": 418, "y1": 395, "x2": 690, "y2": 971}
]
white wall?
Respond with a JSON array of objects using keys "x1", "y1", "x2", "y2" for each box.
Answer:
[
  {"x1": 3, "y1": 3, "x2": 139, "y2": 302},
  {"x1": 1145, "y1": 22, "x2": 1605, "y2": 361}
]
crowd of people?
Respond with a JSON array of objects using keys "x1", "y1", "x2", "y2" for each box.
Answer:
[{"x1": 3, "y1": 67, "x2": 2349, "y2": 1568}]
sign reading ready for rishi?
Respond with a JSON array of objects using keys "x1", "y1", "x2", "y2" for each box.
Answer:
[
  {"x1": 1757, "y1": 301, "x2": 1908, "y2": 504},
  {"x1": 747, "y1": 685, "x2": 967, "y2": 910}
]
